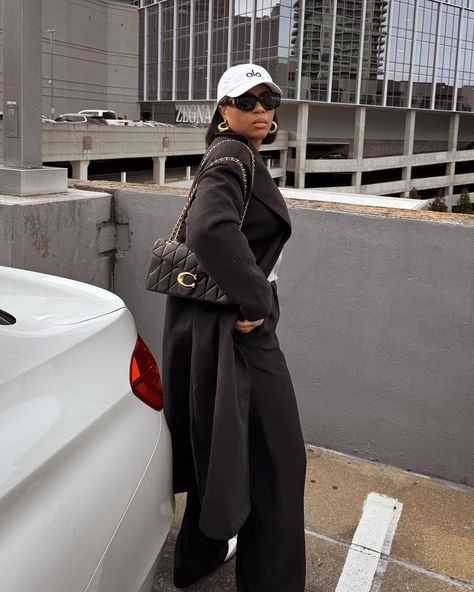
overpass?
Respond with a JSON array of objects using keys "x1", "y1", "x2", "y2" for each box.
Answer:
[
  {"x1": 0, "y1": 124, "x2": 288, "y2": 185},
  {"x1": 287, "y1": 148, "x2": 474, "y2": 203}
]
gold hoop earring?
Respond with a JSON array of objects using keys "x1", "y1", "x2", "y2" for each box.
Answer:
[
  {"x1": 217, "y1": 121, "x2": 230, "y2": 132},
  {"x1": 268, "y1": 121, "x2": 278, "y2": 135}
]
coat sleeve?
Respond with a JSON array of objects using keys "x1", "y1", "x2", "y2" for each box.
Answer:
[{"x1": 185, "y1": 150, "x2": 273, "y2": 321}]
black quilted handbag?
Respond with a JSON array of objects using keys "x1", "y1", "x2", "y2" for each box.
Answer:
[{"x1": 145, "y1": 139, "x2": 255, "y2": 305}]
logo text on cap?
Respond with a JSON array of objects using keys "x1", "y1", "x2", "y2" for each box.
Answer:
[{"x1": 246, "y1": 69, "x2": 262, "y2": 78}]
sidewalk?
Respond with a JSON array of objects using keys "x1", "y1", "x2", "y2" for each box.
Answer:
[{"x1": 153, "y1": 446, "x2": 474, "y2": 592}]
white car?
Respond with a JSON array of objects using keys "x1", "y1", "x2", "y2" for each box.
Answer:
[
  {"x1": 42, "y1": 114, "x2": 57, "y2": 124},
  {"x1": 79, "y1": 109, "x2": 118, "y2": 120},
  {"x1": 105, "y1": 119, "x2": 152, "y2": 127},
  {"x1": 0, "y1": 267, "x2": 173, "y2": 592},
  {"x1": 145, "y1": 121, "x2": 177, "y2": 128},
  {"x1": 55, "y1": 113, "x2": 89, "y2": 123}
]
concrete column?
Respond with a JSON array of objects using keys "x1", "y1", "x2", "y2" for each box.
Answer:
[
  {"x1": 352, "y1": 171, "x2": 362, "y2": 191},
  {"x1": 448, "y1": 112, "x2": 460, "y2": 152},
  {"x1": 402, "y1": 110, "x2": 416, "y2": 197},
  {"x1": 3, "y1": 0, "x2": 42, "y2": 168},
  {"x1": 279, "y1": 149, "x2": 288, "y2": 187},
  {"x1": 446, "y1": 113, "x2": 458, "y2": 196},
  {"x1": 352, "y1": 107, "x2": 366, "y2": 159},
  {"x1": 446, "y1": 161, "x2": 456, "y2": 200},
  {"x1": 404, "y1": 110, "x2": 416, "y2": 156},
  {"x1": 402, "y1": 166, "x2": 413, "y2": 198},
  {"x1": 351, "y1": 107, "x2": 366, "y2": 192},
  {"x1": 295, "y1": 103, "x2": 309, "y2": 189},
  {"x1": 0, "y1": 0, "x2": 67, "y2": 195},
  {"x1": 153, "y1": 156, "x2": 167, "y2": 185},
  {"x1": 71, "y1": 160, "x2": 90, "y2": 180}
]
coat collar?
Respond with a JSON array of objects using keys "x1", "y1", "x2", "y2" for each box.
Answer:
[
  {"x1": 251, "y1": 149, "x2": 291, "y2": 229},
  {"x1": 211, "y1": 132, "x2": 291, "y2": 229}
]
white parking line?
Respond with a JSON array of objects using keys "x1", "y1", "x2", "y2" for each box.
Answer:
[
  {"x1": 304, "y1": 526, "x2": 474, "y2": 591},
  {"x1": 334, "y1": 492, "x2": 403, "y2": 592}
]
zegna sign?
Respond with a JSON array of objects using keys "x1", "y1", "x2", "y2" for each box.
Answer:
[{"x1": 175, "y1": 103, "x2": 214, "y2": 124}]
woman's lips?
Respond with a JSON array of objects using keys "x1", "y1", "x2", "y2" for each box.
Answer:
[{"x1": 252, "y1": 120, "x2": 268, "y2": 128}]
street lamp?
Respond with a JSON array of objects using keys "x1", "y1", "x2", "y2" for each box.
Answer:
[{"x1": 45, "y1": 28, "x2": 57, "y2": 118}]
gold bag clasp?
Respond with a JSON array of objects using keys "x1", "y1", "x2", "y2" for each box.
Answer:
[{"x1": 177, "y1": 271, "x2": 197, "y2": 289}]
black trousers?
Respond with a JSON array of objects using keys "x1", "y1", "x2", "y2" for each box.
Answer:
[{"x1": 174, "y1": 328, "x2": 307, "y2": 592}]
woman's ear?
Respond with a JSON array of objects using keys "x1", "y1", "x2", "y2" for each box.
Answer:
[{"x1": 218, "y1": 105, "x2": 227, "y2": 120}]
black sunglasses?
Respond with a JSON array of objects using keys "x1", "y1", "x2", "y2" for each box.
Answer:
[{"x1": 225, "y1": 91, "x2": 281, "y2": 112}]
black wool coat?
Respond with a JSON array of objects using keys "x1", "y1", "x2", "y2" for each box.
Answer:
[{"x1": 162, "y1": 133, "x2": 292, "y2": 540}]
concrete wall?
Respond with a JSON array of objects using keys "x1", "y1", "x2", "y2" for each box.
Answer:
[
  {"x1": 42, "y1": 0, "x2": 139, "y2": 118},
  {"x1": 415, "y1": 111, "x2": 450, "y2": 140},
  {"x1": 113, "y1": 192, "x2": 179, "y2": 367},
  {"x1": 0, "y1": 0, "x2": 139, "y2": 120},
  {"x1": 0, "y1": 190, "x2": 114, "y2": 289},
  {"x1": 0, "y1": 124, "x2": 286, "y2": 164},
  {"x1": 307, "y1": 104, "x2": 356, "y2": 141},
  {"x1": 458, "y1": 113, "x2": 474, "y2": 143},
  {"x1": 281, "y1": 206, "x2": 473, "y2": 487},
  {"x1": 2, "y1": 186, "x2": 472, "y2": 486},
  {"x1": 291, "y1": 103, "x2": 472, "y2": 154},
  {"x1": 365, "y1": 110, "x2": 406, "y2": 141},
  {"x1": 105, "y1": 1, "x2": 139, "y2": 117},
  {"x1": 112, "y1": 190, "x2": 474, "y2": 487}
]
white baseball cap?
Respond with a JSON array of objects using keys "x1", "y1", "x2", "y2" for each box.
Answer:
[{"x1": 217, "y1": 63, "x2": 282, "y2": 103}]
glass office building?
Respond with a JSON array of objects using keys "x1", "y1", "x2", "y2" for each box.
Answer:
[{"x1": 138, "y1": 0, "x2": 474, "y2": 112}]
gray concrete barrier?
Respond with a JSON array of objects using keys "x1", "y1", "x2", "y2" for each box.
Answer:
[
  {"x1": 0, "y1": 189, "x2": 113, "y2": 289},
  {"x1": 112, "y1": 189, "x2": 474, "y2": 487},
  {"x1": 2, "y1": 185, "x2": 472, "y2": 486}
]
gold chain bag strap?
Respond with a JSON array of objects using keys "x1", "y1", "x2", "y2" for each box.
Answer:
[{"x1": 145, "y1": 139, "x2": 255, "y2": 305}]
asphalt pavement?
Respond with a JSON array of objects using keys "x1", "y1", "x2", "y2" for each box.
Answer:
[{"x1": 153, "y1": 445, "x2": 474, "y2": 592}]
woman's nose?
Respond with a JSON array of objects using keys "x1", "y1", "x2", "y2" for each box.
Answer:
[{"x1": 253, "y1": 100, "x2": 265, "y2": 112}]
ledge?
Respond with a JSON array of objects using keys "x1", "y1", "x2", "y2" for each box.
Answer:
[
  {"x1": 68, "y1": 179, "x2": 474, "y2": 226},
  {"x1": 68, "y1": 178, "x2": 189, "y2": 196},
  {"x1": 285, "y1": 198, "x2": 474, "y2": 225}
]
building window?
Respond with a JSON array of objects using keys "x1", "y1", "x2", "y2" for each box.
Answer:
[
  {"x1": 176, "y1": 1, "x2": 191, "y2": 100},
  {"x1": 360, "y1": 0, "x2": 388, "y2": 106},
  {"x1": 457, "y1": 10, "x2": 474, "y2": 111},
  {"x1": 386, "y1": 0, "x2": 414, "y2": 107},
  {"x1": 192, "y1": 0, "x2": 209, "y2": 100},
  {"x1": 146, "y1": 5, "x2": 159, "y2": 101}
]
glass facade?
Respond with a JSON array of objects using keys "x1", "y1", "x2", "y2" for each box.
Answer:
[
  {"x1": 359, "y1": 0, "x2": 388, "y2": 105},
  {"x1": 332, "y1": 0, "x2": 364, "y2": 103},
  {"x1": 411, "y1": 0, "x2": 438, "y2": 109},
  {"x1": 145, "y1": 4, "x2": 159, "y2": 100},
  {"x1": 300, "y1": 0, "x2": 334, "y2": 101},
  {"x1": 138, "y1": 0, "x2": 474, "y2": 112},
  {"x1": 457, "y1": 10, "x2": 474, "y2": 111},
  {"x1": 193, "y1": 1, "x2": 209, "y2": 99},
  {"x1": 386, "y1": 0, "x2": 414, "y2": 107},
  {"x1": 176, "y1": 1, "x2": 191, "y2": 100},
  {"x1": 211, "y1": 1, "x2": 231, "y2": 95},
  {"x1": 160, "y1": 2, "x2": 174, "y2": 100}
]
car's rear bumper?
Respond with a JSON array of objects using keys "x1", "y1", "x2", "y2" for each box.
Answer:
[{"x1": 84, "y1": 415, "x2": 174, "y2": 592}]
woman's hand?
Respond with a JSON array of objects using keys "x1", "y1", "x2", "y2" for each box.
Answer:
[{"x1": 235, "y1": 318, "x2": 264, "y2": 334}]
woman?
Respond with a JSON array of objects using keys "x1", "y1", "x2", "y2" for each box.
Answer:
[{"x1": 162, "y1": 63, "x2": 306, "y2": 591}]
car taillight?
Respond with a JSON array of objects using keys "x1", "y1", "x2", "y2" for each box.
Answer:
[{"x1": 130, "y1": 335, "x2": 163, "y2": 411}]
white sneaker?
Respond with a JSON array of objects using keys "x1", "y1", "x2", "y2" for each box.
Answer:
[{"x1": 224, "y1": 535, "x2": 238, "y2": 561}]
